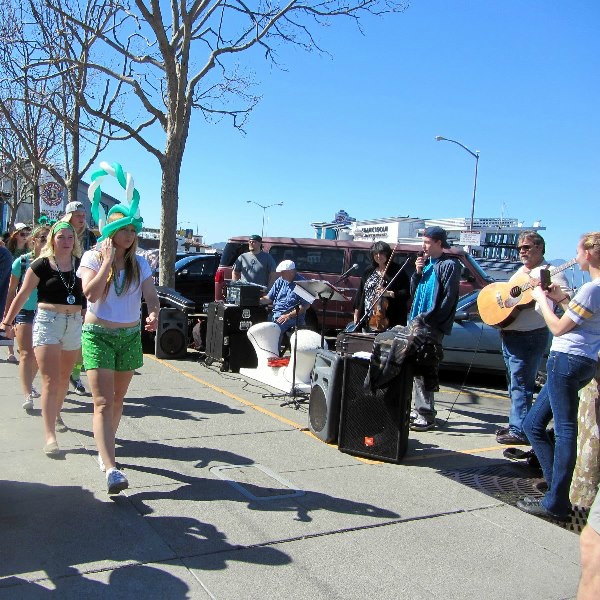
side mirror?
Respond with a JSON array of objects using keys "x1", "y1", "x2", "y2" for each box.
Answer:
[
  {"x1": 454, "y1": 310, "x2": 470, "y2": 322},
  {"x1": 178, "y1": 269, "x2": 188, "y2": 277}
]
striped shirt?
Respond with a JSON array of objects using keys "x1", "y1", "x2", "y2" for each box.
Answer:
[{"x1": 552, "y1": 279, "x2": 600, "y2": 360}]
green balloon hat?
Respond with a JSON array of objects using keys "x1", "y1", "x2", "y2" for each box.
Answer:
[{"x1": 88, "y1": 161, "x2": 143, "y2": 242}]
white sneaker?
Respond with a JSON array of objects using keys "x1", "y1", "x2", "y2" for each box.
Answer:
[
  {"x1": 22, "y1": 394, "x2": 34, "y2": 411},
  {"x1": 107, "y1": 469, "x2": 128, "y2": 495},
  {"x1": 30, "y1": 385, "x2": 40, "y2": 399},
  {"x1": 97, "y1": 453, "x2": 106, "y2": 472}
]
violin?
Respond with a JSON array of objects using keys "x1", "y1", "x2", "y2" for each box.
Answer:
[{"x1": 368, "y1": 243, "x2": 399, "y2": 332}]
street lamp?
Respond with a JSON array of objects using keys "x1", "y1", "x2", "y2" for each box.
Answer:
[
  {"x1": 435, "y1": 136, "x2": 480, "y2": 231},
  {"x1": 246, "y1": 201, "x2": 284, "y2": 237}
]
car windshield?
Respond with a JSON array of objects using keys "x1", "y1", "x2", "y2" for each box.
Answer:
[{"x1": 175, "y1": 255, "x2": 211, "y2": 269}]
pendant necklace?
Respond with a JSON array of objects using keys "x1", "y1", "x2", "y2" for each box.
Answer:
[{"x1": 55, "y1": 257, "x2": 76, "y2": 305}]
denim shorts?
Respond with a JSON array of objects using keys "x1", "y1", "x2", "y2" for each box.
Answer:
[
  {"x1": 82, "y1": 323, "x2": 143, "y2": 372},
  {"x1": 15, "y1": 309, "x2": 36, "y2": 326},
  {"x1": 32, "y1": 308, "x2": 83, "y2": 351}
]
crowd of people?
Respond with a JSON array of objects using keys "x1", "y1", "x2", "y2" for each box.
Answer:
[
  {"x1": 0, "y1": 209, "x2": 599, "y2": 594},
  {"x1": 0, "y1": 163, "x2": 160, "y2": 495}
]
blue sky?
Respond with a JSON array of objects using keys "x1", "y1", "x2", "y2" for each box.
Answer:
[{"x1": 93, "y1": 0, "x2": 598, "y2": 262}]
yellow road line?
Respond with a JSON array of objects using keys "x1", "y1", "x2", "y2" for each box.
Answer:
[{"x1": 149, "y1": 356, "x2": 507, "y2": 465}]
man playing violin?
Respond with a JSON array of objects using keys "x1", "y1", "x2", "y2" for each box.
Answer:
[
  {"x1": 408, "y1": 226, "x2": 462, "y2": 432},
  {"x1": 353, "y1": 241, "x2": 410, "y2": 332},
  {"x1": 496, "y1": 231, "x2": 571, "y2": 445}
]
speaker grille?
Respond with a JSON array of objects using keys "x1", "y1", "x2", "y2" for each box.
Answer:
[
  {"x1": 309, "y1": 384, "x2": 328, "y2": 433},
  {"x1": 158, "y1": 328, "x2": 186, "y2": 356},
  {"x1": 338, "y1": 356, "x2": 413, "y2": 463}
]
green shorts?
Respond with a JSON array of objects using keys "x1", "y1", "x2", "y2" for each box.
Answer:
[{"x1": 82, "y1": 323, "x2": 143, "y2": 372}]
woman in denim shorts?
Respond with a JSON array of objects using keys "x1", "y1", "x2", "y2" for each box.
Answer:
[
  {"x1": 3, "y1": 225, "x2": 50, "y2": 411},
  {"x1": 1, "y1": 222, "x2": 84, "y2": 457},
  {"x1": 78, "y1": 208, "x2": 159, "y2": 495}
]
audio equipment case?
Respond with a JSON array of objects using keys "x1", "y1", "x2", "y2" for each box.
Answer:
[{"x1": 205, "y1": 302, "x2": 268, "y2": 372}]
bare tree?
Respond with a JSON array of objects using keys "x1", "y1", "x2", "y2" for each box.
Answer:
[
  {"x1": 44, "y1": 0, "x2": 409, "y2": 286},
  {"x1": 0, "y1": 0, "x2": 124, "y2": 223}
]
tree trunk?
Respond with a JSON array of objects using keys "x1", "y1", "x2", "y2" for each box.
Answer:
[
  {"x1": 569, "y1": 361, "x2": 600, "y2": 508},
  {"x1": 159, "y1": 160, "x2": 180, "y2": 288}
]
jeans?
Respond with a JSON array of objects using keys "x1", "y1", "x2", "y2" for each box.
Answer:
[
  {"x1": 413, "y1": 376, "x2": 436, "y2": 421},
  {"x1": 523, "y1": 351, "x2": 597, "y2": 516},
  {"x1": 501, "y1": 327, "x2": 549, "y2": 439}
]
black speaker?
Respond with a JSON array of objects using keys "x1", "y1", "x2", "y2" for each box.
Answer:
[
  {"x1": 308, "y1": 349, "x2": 344, "y2": 443},
  {"x1": 155, "y1": 307, "x2": 188, "y2": 359},
  {"x1": 205, "y1": 303, "x2": 268, "y2": 372},
  {"x1": 338, "y1": 355, "x2": 414, "y2": 463}
]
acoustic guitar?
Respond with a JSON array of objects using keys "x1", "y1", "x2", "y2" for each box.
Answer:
[{"x1": 477, "y1": 258, "x2": 577, "y2": 328}]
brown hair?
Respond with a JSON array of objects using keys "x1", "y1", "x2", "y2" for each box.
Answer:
[{"x1": 517, "y1": 230, "x2": 545, "y2": 254}]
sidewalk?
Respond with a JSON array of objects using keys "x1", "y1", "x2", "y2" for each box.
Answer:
[{"x1": 0, "y1": 352, "x2": 581, "y2": 599}]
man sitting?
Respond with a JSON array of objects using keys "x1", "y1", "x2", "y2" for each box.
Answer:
[{"x1": 260, "y1": 260, "x2": 310, "y2": 351}]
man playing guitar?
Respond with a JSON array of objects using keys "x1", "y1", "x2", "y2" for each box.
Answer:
[{"x1": 496, "y1": 231, "x2": 571, "y2": 445}]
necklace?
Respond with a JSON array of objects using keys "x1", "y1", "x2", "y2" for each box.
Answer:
[
  {"x1": 113, "y1": 270, "x2": 126, "y2": 296},
  {"x1": 54, "y1": 257, "x2": 76, "y2": 304}
]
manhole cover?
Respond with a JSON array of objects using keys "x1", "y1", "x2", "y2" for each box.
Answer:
[
  {"x1": 440, "y1": 464, "x2": 589, "y2": 533},
  {"x1": 210, "y1": 464, "x2": 305, "y2": 502}
]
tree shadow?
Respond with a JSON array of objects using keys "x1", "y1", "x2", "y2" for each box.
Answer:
[{"x1": 0, "y1": 480, "x2": 290, "y2": 593}]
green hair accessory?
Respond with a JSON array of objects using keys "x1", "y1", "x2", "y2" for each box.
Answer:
[
  {"x1": 88, "y1": 162, "x2": 143, "y2": 242},
  {"x1": 51, "y1": 221, "x2": 74, "y2": 234}
]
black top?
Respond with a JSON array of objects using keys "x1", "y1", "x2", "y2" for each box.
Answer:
[
  {"x1": 354, "y1": 262, "x2": 410, "y2": 330},
  {"x1": 30, "y1": 257, "x2": 86, "y2": 307}
]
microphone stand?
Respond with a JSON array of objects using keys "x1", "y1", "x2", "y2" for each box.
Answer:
[{"x1": 351, "y1": 256, "x2": 411, "y2": 333}]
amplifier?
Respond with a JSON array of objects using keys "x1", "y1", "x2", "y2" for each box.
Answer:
[
  {"x1": 338, "y1": 355, "x2": 414, "y2": 463},
  {"x1": 226, "y1": 282, "x2": 264, "y2": 306},
  {"x1": 205, "y1": 303, "x2": 268, "y2": 372}
]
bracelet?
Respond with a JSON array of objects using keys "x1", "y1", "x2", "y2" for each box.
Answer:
[{"x1": 557, "y1": 296, "x2": 569, "y2": 303}]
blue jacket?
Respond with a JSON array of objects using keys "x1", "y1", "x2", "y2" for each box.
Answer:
[{"x1": 410, "y1": 256, "x2": 461, "y2": 336}]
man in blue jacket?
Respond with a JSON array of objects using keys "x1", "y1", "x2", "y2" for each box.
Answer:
[{"x1": 408, "y1": 226, "x2": 462, "y2": 431}]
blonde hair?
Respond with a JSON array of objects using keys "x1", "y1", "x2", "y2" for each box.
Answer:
[
  {"x1": 102, "y1": 212, "x2": 140, "y2": 299},
  {"x1": 38, "y1": 222, "x2": 82, "y2": 260},
  {"x1": 581, "y1": 232, "x2": 600, "y2": 266},
  {"x1": 29, "y1": 226, "x2": 51, "y2": 258}
]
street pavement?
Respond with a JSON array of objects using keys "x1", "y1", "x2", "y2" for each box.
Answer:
[{"x1": 0, "y1": 351, "x2": 582, "y2": 599}]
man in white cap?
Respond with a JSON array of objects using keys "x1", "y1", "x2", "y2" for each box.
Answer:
[
  {"x1": 63, "y1": 201, "x2": 97, "y2": 252},
  {"x1": 260, "y1": 260, "x2": 310, "y2": 348}
]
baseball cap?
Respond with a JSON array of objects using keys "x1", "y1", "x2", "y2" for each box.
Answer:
[
  {"x1": 276, "y1": 259, "x2": 296, "y2": 272},
  {"x1": 65, "y1": 201, "x2": 85, "y2": 214},
  {"x1": 423, "y1": 226, "x2": 451, "y2": 249},
  {"x1": 14, "y1": 222, "x2": 30, "y2": 232},
  {"x1": 249, "y1": 234, "x2": 262, "y2": 242}
]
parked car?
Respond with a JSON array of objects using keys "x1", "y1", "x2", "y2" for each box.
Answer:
[
  {"x1": 441, "y1": 289, "x2": 549, "y2": 379},
  {"x1": 152, "y1": 253, "x2": 221, "y2": 312},
  {"x1": 216, "y1": 236, "x2": 494, "y2": 334}
]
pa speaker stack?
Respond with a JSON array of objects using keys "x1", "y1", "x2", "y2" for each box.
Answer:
[
  {"x1": 337, "y1": 355, "x2": 414, "y2": 463},
  {"x1": 155, "y1": 307, "x2": 188, "y2": 359},
  {"x1": 308, "y1": 349, "x2": 344, "y2": 443}
]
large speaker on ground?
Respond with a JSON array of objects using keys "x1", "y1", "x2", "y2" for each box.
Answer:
[
  {"x1": 338, "y1": 355, "x2": 414, "y2": 463},
  {"x1": 155, "y1": 307, "x2": 188, "y2": 359},
  {"x1": 205, "y1": 303, "x2": 268, "y2": 372},
  {"x1": 308, "y1": 349, "x2": 344, "y2": 443}
]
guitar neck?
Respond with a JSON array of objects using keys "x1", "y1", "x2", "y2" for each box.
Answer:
[{"x1": 520, "y1": 258, "x2": 577, "y2": 293}]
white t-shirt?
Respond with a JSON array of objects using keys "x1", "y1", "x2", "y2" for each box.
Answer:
[{"x1": 78, "y1": 251, "x2": 152, "y2": 323}]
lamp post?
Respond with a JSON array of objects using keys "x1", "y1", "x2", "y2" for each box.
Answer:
[
  {"x1": 246, "y1": 201, "x2": 284, "y2": 237},
  {"x1": 435, "y1": 136, "x2": 480, "y2": 231}
]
